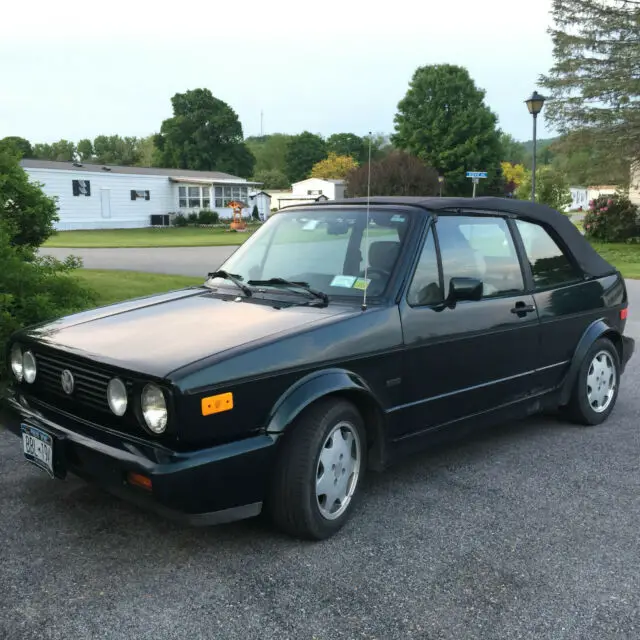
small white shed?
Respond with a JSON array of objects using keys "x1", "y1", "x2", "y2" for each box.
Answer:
[{"x1": 248, "y1": 191, "x2": 272, "y2": 220}]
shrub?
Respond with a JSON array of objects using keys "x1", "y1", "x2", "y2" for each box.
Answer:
[
  {"x1": 251, "y1": 205, "x2": 260, "y2": 221},
  {"x1": 583, "y1": 194, "x2": 639, "y2": 242},
  {"x1": 198, "y1": 210, "x2": 220, "y2": 224},
  {"x1": 187, "y1": 212, "x2": 199, "y2": 224},
  {"x1": 172, "y1": 213, "x2": 188, "y2": 227},
  {"x1": 0, "y1": 225, "x2": 97, "y2": 382},
  {"x1": 0, "y1": 149, "x2": 59, "y2": 252}
]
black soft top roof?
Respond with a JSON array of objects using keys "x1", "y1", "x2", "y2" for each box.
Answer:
[{"x1": 308, "y1": 196, "x2": 616, "y2": 279}]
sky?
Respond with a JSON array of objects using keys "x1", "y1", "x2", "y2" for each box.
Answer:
[{"x1": 0, "y1": 0, "x2": 557, "y2": 146}]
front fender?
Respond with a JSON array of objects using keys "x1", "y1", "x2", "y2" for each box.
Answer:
[
  {"x1": 559, "y1": 318, "x2": 621, "y2": 405},
  {"x1": 265, "y1": 368, "x2": 382, "y2": 434}
]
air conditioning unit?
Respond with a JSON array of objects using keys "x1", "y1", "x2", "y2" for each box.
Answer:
[{"x1": 150, "y1": 214, "x2": 170, "y2": 227}]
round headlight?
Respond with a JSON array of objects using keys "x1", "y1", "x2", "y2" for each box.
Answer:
[
  {"x1": 107, "y1": 378, "x2": 128, "y2": 416},
  {"x1": 141, "y1": 383, "x2": 168, "y2": 434},
  {"x1": 10, "y1": 344, "x2": 23, "y2": 381},
  {"x1": 23, "y1": 351, "x2": 37, "y2": 384}
]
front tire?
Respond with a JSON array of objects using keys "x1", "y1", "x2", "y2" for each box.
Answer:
[
  {"x1": 565, "y1": 337, "x2": 620, "y2": 426},
  {"x1": 267, "y1": 398, "x2": 366, "y2": 540}
]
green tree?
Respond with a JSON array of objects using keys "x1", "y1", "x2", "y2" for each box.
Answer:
[
  {"x1": 154, "y1": 88, "x2": 255, "y2": 177},
  {"x1": 92, "y1": 135, "x2": 141, "y2": 165},
  {"x1": 284, "y1": 132, "x2": 327, "y2": 183},
  {"x1": 500, "y1": 133, "x2": 527, "y2": 165},
  {"x1": 549, "y1": 132, "x2": 629, "y2": 186},
  {"x1": 252, "y1": 169, "x2": 290, "y2": 190},
  {"x1": 0, "y1": 149, "x2": 59, "y2": 251},
  {"x1": 76, "y1": 138, "x2": 94, "y2": 162},
  {"x1": 517, "y1": 166, "x2": 572, "y2": 211},
  {"x1": 0, "y1": 136, "x2": 33, "y2": 158},
  {"x1": 346, "y1": 150, "x2": 439, "y2": 197},
  {"x1": 32, "y1": 140, "x2": 76, "y2": 161},
  {"x1": 540, "y1": 0, "x2": 640, "y2": 161},
  {"x1": 136, "y1": 135, "x2": 157, "y2": 167},
  {"x1": 364, "y1": 133, "x2": 394, "y2": 161},
  {"x1": 392, "y1": 64, "x2": 503, "y2": 196},
  {"x1": 326, "y1": 133, "x2": 367, "y2": 164},
  {"x1": 245, "y1": 133, "x2": 293, "y2": 174}
]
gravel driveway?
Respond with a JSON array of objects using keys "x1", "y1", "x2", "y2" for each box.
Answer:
[{"x1": 1, "y1": 282, "x2": 639, "y2": 640}]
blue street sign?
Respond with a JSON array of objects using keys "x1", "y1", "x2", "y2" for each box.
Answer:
[{"x1": 466, "y1": 171, "x2": 488, "y2": 179}]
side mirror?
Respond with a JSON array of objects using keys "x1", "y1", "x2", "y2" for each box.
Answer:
[{"x1": 448, "y1": 277, "x2": 483, "y2": 302}]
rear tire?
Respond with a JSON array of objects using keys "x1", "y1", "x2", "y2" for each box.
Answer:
[
  {"x1": 565, "y1": 337, "x2": 620, "y2": 426},
  {"x1": 267, "y1": 398, "x2": 366, "y2": 540}
]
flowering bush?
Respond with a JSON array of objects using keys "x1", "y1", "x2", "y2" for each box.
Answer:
[{"x1": 583, "y1": 194, "x2": 639, "y2": 242}]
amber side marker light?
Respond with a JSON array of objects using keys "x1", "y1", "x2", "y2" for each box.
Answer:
[
  {"x1": 202, "y1": 392, "x2": 234, "y2": 416},
  {"x1": 620, "y1": 308, "x2": 629, "y2": 320},
  {"x1": 127, "y1": 472, "x2": 152, "y2": 491}
]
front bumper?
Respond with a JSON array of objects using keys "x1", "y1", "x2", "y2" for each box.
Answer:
[{"x1": 0, "y1": 391, "x2": 278, "y2": 525}]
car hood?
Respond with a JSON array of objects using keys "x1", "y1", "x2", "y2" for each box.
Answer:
[{"x1": 22, "y1": 287, "x2": 355, "y2": 378}]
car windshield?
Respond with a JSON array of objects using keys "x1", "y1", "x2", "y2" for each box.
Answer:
[{"x1": 207, "y1": 207, "x2": 412, "y2": 299}]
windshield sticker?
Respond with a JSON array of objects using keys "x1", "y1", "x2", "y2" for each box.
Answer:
[
  {"x1": 302, "y1": 220, "x2": 319, "y2": 230},
  {"x1": 390, "y1": 214, "x2": 406, "y2": 222},
  {"x1": 352, "y1": 278, "x2": 370, "y2": 290},
  {"x1": 330, "y1": 275, "x2": 357, "y2": 288}
]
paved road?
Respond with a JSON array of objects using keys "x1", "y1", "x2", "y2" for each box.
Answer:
[
  {"x1": 1, "y1": 283, "x2": 639, "y2": 640},
  {"x1": 42, "y1": 246, "x2": 238, "y2": 277}
]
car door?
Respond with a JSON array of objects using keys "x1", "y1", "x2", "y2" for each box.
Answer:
[{"x1": 394, "y1": 213, "x2": 541, "y2": 439}]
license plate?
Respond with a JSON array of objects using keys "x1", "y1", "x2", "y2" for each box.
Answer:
[{"x1": 21, "y1": 425, "x2": 54, "y2": 477}]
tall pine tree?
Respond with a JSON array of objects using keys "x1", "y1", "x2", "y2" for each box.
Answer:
[{"x1": 540, "y1": 0, "x2": 640, "y2": 162}]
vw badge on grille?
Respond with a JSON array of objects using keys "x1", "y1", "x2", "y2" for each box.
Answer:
[{"x1": 61, "y1": 369, "x2": 75, "y2": 395}]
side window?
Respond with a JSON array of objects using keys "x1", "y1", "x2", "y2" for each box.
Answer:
[
  {"x1": 515, "y1": 220, "x2": 581, "y2": 288},
  {"x1": 437, "y1": 215, "x2": 524, "y2": 298},
  {"x1": 407, "y1": 229, "x2": 442, "y2": 306}
]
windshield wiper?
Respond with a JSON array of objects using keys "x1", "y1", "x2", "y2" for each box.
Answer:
[
  {"x1": 248, "y1": 278, "x2": 329, "y2": 305},
  {"x1": 207, "y1": 270, "x2": 253, "y2": 297}
]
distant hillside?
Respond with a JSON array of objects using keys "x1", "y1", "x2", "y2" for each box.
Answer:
[{"x1": 522, "y1": 137, "x2": 560, "y2": 153}]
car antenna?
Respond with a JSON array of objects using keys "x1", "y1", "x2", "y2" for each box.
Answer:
[{"x1": 361, "y1": 131, "x2": 373, "y2": 312}]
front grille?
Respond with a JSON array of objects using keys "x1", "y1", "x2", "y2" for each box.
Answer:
[
  {"x1": 28, "y1": 347, "x2": 143, "y2": 435},
  {"x1": 37, "y1": 352, "x2": 113, "y2": 411}
]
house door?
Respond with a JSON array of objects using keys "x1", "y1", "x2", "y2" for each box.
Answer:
[{"x1": 100, "y1": 189, "x2": 111, "y2": 218}]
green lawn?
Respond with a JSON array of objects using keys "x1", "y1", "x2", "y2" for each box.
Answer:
[
  {"x1": 592, "y1": 243, "x2": 640, "y2": 279},
  {"x1": 44, "y1": 227, "x2": 257, "y2": 248},
  {"x1": 73, "y1": 269, "x2": 204, "y2": 306}
]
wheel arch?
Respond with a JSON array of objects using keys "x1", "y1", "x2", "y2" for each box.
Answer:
[
  {"x1": 265, "y1": 368, "x2": 388, "y2": 471},
  {"x1": 559, "y1": 318, "x2": 623, "y2": 406}
]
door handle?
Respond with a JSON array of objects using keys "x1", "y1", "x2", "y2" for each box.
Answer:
[{"x1": 510, "y1": 301, "x2": 536, "y2": 314}]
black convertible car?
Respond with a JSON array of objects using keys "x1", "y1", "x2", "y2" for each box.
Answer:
[{"x1": 1, "y1": 197, "x2": 634, "y2": 539}]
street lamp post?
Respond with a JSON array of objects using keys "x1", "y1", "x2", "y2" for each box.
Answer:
[
  {"x1": 438, "y1": 174, "x2": 444, "y2": 197},
  {"x1": 525, "y1": 91, "x2": 546, "y2": 202}
]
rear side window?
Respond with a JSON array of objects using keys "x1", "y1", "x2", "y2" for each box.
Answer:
[{"x1": 515, "y1": 220, "x2": 581, "y2": 288}]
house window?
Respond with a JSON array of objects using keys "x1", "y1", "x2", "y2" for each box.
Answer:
[
  {"x1": 307, "y1": 189, "x2": 322, "y2": 195},
  {"x1": 178, "y1": 185, "x2": 211, "y2": 209},
  {"x1": 72, "y1": 179, "x2": 91, "y2": 196},
  {"x1": 214, "y1": 185, "x2": 248, "y2": 207},
  {"x1": 130, "y1": 190, "x2": 150, "y2": 200}
]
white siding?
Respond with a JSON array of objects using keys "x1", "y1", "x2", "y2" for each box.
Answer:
[
  {"x1": 291, "y1": 178, "x2": 337, "y2": 199},
  {"x1": 25, "y1": 168, "x2": 174, "y2": 230}
]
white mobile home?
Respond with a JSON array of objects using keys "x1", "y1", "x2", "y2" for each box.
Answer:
[{"x1": 20, "y1": 159, "x2": 259, "y2": 231}]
